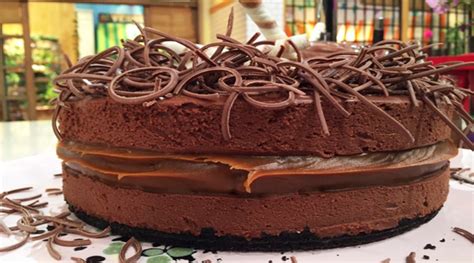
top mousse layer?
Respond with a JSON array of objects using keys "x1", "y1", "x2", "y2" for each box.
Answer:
[{"x1": 52, "y1": 15, "x2": 474, "y2": 154}]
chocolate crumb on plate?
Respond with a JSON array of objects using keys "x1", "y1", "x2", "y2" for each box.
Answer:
[
  {"x1": 85, "y1": 255, "x2": 106, "y2": 263},
  {"x1": 112, "y1": 236, "x2": 131, "y2": 242},
  {"x1": 290, "y1": 256, "x2": 297, "y2": 263},
  {"x1": 202, "y1": 260, "x2": 212, "y2": 263},
  {"x1": 422, "y1": 255, "x2": 430, "y2": 260},
  {"x1": 452, "y1": 227, "x2": 474, "y2": 243},
  {"x1": 282, "y1": 255, "x2": 289, "y2": 261},
  {"x1": 406, "y1": 252, "x2": 416, "y2": 263},
  {"x1": 74, "y1": 246, "x2": 87, "y2": 251},
  {"x1": 439, "y1": 238, "x2": 445, "y2": 243},
  {"x1": 381, "y1": 258, "x2": 391, "y2": 263},
  {"x1": 424, "y1": 243, "x2": 436, "y2": 250}
]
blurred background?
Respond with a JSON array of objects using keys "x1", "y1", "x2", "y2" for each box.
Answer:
[{"x1": 0, "y1": 0, "x2": 472, "y2": 122}]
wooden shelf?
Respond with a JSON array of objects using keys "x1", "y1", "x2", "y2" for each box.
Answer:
[
  {"x1": 0, "y1": 34, "x2": 23, "y2": 39},
  {"x1": 0, "y1": 65, "x2": 25, "y2": 72},
  {"x1": 2, "y1": 95, "x2": 27, "y2": 101},
  {"x1": 0, "y1": 2, "x2": 36, "y2": 121},
  {"x1": 34, "y1": 77, "x2": 50, "y2": 83}
]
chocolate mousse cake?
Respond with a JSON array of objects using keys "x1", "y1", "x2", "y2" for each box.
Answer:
[{"x1": 53, "y1": 21, "x2": 473, "y2": 251}]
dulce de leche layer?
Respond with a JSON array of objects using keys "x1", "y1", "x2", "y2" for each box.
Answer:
[{"x1": 57, "y1": 141, "x2": 456, "y2": 195}]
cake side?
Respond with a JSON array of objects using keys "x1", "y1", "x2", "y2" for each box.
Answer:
[{"x1": 57, "y1": 95, "x2": 453, "y2": 156}]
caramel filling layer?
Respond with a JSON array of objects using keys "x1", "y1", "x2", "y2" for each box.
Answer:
[{"x1": 57, "y1": 141, "x2": 456, "y2": 195}]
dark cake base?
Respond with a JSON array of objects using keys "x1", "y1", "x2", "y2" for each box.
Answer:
[{"x1": 69, "y1": 204, "x2": 440, "y2": 251}]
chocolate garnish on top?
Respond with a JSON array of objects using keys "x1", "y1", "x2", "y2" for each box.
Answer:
[{"x1": 52, "y1": 12, "x2": 473, "y2": 150}]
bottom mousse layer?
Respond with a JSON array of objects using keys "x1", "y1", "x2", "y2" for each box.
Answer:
[
  {"x1": 63, "y1": 165, "x2": 449, "y2": 251},
  {"x1": 69, "y1": 204, "x2": 440, "y2": 251}
]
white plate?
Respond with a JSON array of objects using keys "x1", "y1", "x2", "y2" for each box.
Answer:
[{"x1": 0, "y1": 150, "x2": 473, "y2": 263}]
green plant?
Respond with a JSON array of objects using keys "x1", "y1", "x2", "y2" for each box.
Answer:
[
  {"x1": 446, "y1": 24, "x2": 466, "y2": 55},
  {"x1": 3, "y1": 36, "x2": 60, "y2": 106}
]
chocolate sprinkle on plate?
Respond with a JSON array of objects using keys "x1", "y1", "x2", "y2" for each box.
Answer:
[
  {"x1": 86, "y1": 255, "x2": 106, "y2": 263},
  {"x1": 74, "y1": 246, "x2": 87, "y2": 251},
  {"x1": 422, "y1": 255, "x2": 430, "y2": 260},
  {"x1": 112, "y1": 236, "x2": 131, "y2": 242},
  {"x1": 439, "y1": 238, "x2": 445, "y2": 243},
  {"x1": 424, "y1": 243, "x2": 436, "y2": 250}
]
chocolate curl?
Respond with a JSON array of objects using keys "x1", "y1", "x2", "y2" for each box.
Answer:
[{"x1": 267, "y1": 34, "x2": 309, "y2": 61}]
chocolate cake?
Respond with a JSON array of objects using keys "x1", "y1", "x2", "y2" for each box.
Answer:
[{"x1": 53, "y1": 18, "x2": 473, "y2": 251}]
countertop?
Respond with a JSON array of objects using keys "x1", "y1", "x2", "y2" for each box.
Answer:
[{"x1": 0, "y1": 120, "x2": 57, "y2": 162}]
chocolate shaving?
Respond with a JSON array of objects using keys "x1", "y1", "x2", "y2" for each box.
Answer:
[
  {"x1": 0, "y1": 187, "x2": 33, "y2": 198},
  {"x1": 71, "y1": 257, "x2": 87, "y2": 263},
  {"x1": 65, "y1": 226, "x2": 111, "y2": 238},
  {"x1": 119, "y1": 237, "x2": 142, "y2": 263},
  {"x1": 47, "y1": 237, "x2": 62, "y2": 260},
  {"x1": 31, "y1": 225, "x2": 64, "y2": 241},
  {"x1": 45, "y1": 188, "x2": 61, "y2": 192},
  {"x1": 47, "y1": 190, "x2": 63, "y2": 196},
  {"x1": 35, "y1": 215, "x2": 84, "y2": 228},
  {"x1": 51, "y1": 15, "x2": 473, "y2": 147},
  {"x1": 12, "y1": 194, "x2": 42, "y2": 203},
  {"x1": 53, "y1": 233, "x2": 91, "y2": 247},
  {"x1": 0, "y1": 219, "x2": 13, "y2": 235},
  {"x1": 16, "y1": 217, "x2": 37, "y2": 233},
  {"x1": 1, "y1": 186, "x2": 111, "y2": 260},
  {"x1": 452, "y1": 227, "x2": 474, "y2": 243},
  {"x1": 290, "y1": 256, "x2": 298, "y2": 263}
]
